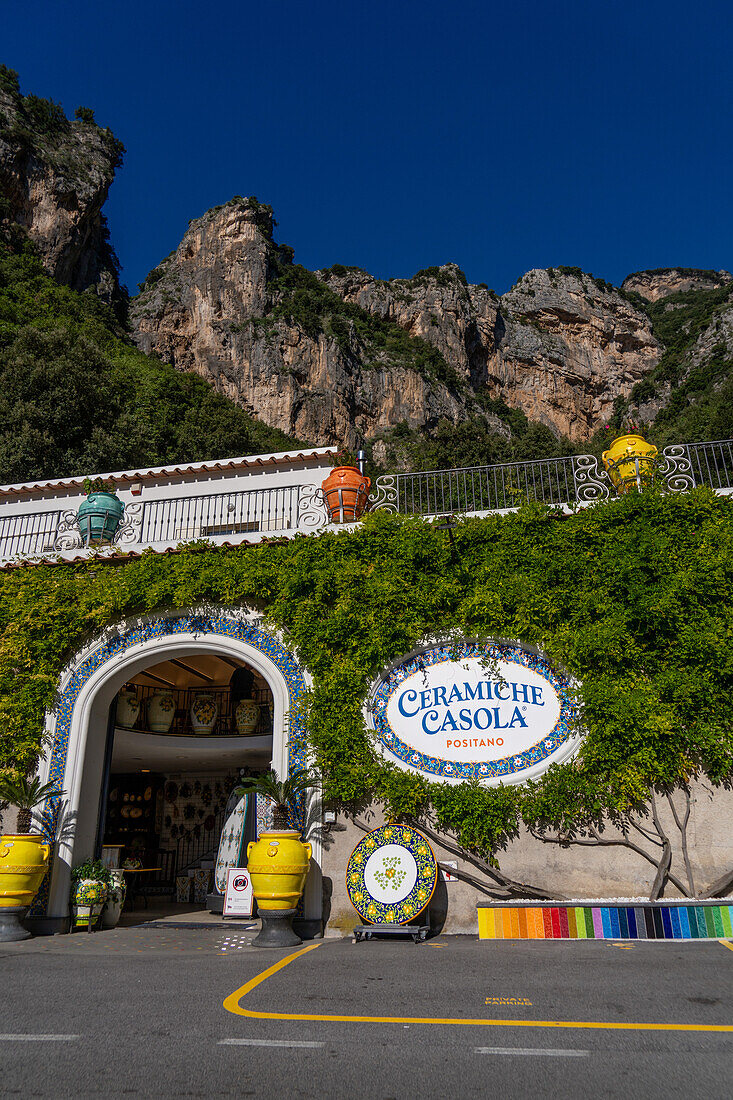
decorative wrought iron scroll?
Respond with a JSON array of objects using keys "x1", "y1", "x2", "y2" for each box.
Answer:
[
  {"x1": 114, "y1": 502, "x2": 144, "y2": 545},
  {"x1": 658, "y1": 445, "x2": 697, "y2": 493},
  {"x1": 297, "y1": 484, "x2": 330, "y2": 529},
  {"x1": 571, "y1": 455, "x2": 611, "y2": 503},
  {"x1": 54, "y1": 510, "x2": 83, "y2": 551},
  {"x1": 369, "y1": 474, "x2": 399, "y2": 513}
]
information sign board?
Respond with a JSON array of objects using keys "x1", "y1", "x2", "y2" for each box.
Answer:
[{"x1": 223, "y1": 868, "x2": 253, "y2": 918}]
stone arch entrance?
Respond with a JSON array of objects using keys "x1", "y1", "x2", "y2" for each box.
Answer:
[{"x1": 33, "y1": 610, "x2": 320, "y2": 932}]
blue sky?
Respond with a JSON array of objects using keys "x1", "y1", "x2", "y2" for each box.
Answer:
[{"x1": 4, "y1": 0, "x2": 732, "y2": 294}]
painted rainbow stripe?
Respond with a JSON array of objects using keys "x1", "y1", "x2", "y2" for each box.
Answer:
[{"x1": 478, "y1": 903, "x2": 733, "y2": 940}]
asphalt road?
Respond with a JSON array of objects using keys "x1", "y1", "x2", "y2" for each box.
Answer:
[{"x1": 2, "y1": 928, "x2": 733, "y2": 1098}]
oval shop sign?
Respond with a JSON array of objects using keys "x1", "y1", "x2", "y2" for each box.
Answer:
[{"x1": 368, "y1": 641, "x2": 579, "y2": 785}]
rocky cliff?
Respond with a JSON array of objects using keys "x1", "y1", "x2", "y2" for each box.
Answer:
[
  {"x1": 619, "y1": 277, "x2": 733, "y2": 442},
  {"x1": 131, "y1": 200, "x2": 480, "y2": 451},
  {"x1": 321, "y1": 264, "x2": 660, "y2": 440},
  {"x1": 131, "y1": 203, "x2": 661, "y2": 449},
  {"x1": 0, "y1": 67, "x2": 123, "y2": 302},
  {"x1": 622, "y1": 268, "x2": 732, "y2": 302}
]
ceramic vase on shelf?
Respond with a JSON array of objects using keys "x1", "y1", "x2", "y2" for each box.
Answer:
[
  {"x1": 116, "y1": 689, "x2": 141, "y2": 729},
  {"x1": 235, "y1": 698, "x2": 260, "y2": 736},
  {"x1": 190, "y1": 693, "x2": 218, "y2": 736},
  {"x1": 147, "y1": 691, "x2": 176, "y2": 734}
]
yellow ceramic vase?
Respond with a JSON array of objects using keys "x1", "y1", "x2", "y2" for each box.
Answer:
[
  {"x1": 602, "y1": 433, "x2": 658, "y2": 494},
  {"x1": 0, "y1": 834, "x2": 51, "y2": 908},
  {"x1": 247, "y1": 830, "x2": 312, "y2": 912}
]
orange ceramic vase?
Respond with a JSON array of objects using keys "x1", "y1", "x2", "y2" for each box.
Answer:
[{"x1": 321, "y1": 466, "x2": 371, "y2": 523}]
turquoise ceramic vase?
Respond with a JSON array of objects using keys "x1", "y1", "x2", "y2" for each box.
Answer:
[{"x1": 76, "y1": 492, "x2": 125, "y2": 545}]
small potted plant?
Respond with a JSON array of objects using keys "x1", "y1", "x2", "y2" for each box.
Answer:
[
  {"x1": 0, "y1": 774, "x2": 59, "y2": 942},
  {"x1": 321, "y1": 451, "x2": 371, "y2": 523},
  {"x1": 70, "y1": 858, "x2": 111, "y2": 931},
  {"x1": 76, "y1": 477, "x2": 125, "y2": 545},
  {"x1": 236, "y1": 768, "x2": 318, "y2": 947}
]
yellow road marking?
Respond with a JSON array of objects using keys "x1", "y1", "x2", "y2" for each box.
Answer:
[
  {"x1": 223, "y1": 944, "x2": 733, "y2": 1032},
  {"x1": 719, "y1": 939, "x2": 733, "y2": 953}
]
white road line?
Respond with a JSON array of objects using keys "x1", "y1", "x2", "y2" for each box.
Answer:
[
  {"x1": 0, "y1": 1035, "x2": 80, "y2": 1042},
  {"x1": 219, "y1": 1039, "x2": 325, "y2": 1048},
  {"x1": 474, "y1": 1047, "x2": 589, "y2": 1057}
]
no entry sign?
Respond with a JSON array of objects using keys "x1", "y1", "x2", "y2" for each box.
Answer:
[{"x1": 223, "y1": 868, "x2": 253, "y2": 918}]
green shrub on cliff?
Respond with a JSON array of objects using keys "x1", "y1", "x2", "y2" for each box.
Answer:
[
  {"x1": 0, "y1": 241, "x2": 303, "y2": 482},
  {"x1": 604, "y1": 283, "x2": 733, "y2": 446},
  {"x1": 267, "y1": 257, "x2": 465, "y2": 392}
]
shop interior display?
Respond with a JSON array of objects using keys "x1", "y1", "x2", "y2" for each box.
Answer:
[{"x1": 99, "y1": 655, "x2": 270, "y2": 913}]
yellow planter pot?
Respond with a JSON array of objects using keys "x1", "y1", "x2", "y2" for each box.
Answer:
[
  {"x1": 0, "y1": 834, "x2": 51, "y2": 908},
  {"x1": 247, "y1": 830, "x2": 312, "y2": 912},
  {"x1": 602, "y1": 433, "x2": 658, "y2": 494}
]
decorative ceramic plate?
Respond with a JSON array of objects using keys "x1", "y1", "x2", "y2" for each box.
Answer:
[{"x1": 346, "y1": 824, "x2": 438, "y2": 925}]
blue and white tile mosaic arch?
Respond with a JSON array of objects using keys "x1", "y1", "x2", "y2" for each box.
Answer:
[
  {"x1": 371, "y1": 640, "x2": 575, "y2": 781},
  {"x1": 34, "y1": 612, "x2": 308, "y2": 917}
]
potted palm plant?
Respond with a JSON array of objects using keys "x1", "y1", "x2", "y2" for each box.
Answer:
[
  {"x1": 77, "y1": 477, "x2": 125, "y2": 545},
  {"x1": 236, "y1": 768, "x2": 318, "y2": 947},
  {"x1": 0, "y1": 774, "x2": 58, "y2": 942}
]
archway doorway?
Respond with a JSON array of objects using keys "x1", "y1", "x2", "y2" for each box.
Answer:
[
  {"x1": 101, "y1": 651, "x2": 273, "y2": 922},
  {"x1": 33, "y1": 612, "x2": 320, "y2": 934}
]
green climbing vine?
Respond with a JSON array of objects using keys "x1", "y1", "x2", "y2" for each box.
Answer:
[{"x1": 1, "y1": 489, "x2": 733, "y2": 892}]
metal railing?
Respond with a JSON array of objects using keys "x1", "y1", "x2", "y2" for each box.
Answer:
[
  {"x1": 0, "y1": 482, "x2": 329, "y2": 560},
  {"x1": 680, "y1": 440, "x2": 733, "y2": 492},
  {"x1": 4, "y1": 439, "x2": 733, "y2": 562},
  {"x1": 122, "y1": 683, "x2": 273, "y2": 738},
  {"x1": 393, "y1": 456, "x2": 576, "y2": 514},
  {"x1": 369, "y1": 440, "x2": 733, "y2": 516},
  {"x1": 0, "y1": 509, "x2": 64, "y2": 559},
  {"x1": 141, "y1": 485, "x2": 301, "y2": 542},
  {"x1": 370, "y1": 453, "x2": 610, "y2": 514},
  {"x1": 175, "y1": 802, "x2": 226, "y2": 876}
]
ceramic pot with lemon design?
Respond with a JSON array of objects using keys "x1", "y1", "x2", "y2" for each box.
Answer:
[
  {"x1": 190, "y1": 693, "x2": 218, "y2": 736},
  {"x1": 246, "y1": 830, "x2": 312, "y2": 911},
  {"x1": 71, "y1": 879, "x2": 108, "y2": 928},
  {"x1": 0, "y1": 834, "x2": 51, "y2": 908}
]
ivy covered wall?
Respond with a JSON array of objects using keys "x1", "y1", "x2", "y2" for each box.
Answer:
[{"x1": 1, "y1": 489, "x2": 733, "y2": 897}]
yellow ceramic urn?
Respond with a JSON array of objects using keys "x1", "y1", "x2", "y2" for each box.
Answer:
[
  {"x1": 602, "y1": 433, "x2": 658, "y2": 494},
  {"x1": 247, "y1": 830, "x2": 312, "y2": 911},
  {"x1": 0, "y1": 834, "x2": 51, "y2": 908}
]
